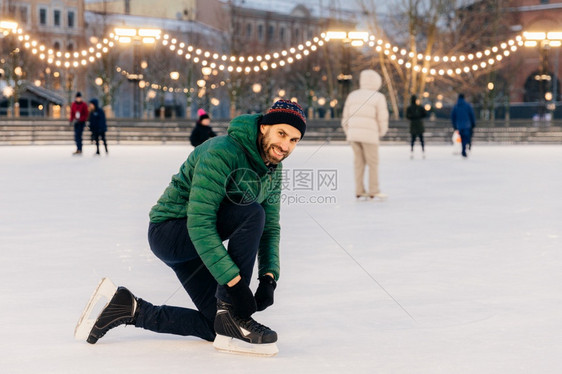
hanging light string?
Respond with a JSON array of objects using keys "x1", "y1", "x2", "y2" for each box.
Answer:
[
  {"x1": 2, "y1": 23, "x2": 536, "y2": 77},
  {"x1": 151, "y1": 30, "x2": 525, "y2": 77},
  {"x1": 111, "y1": 32, "x2": 327, "y2": 75},
  {"x1": 323, "y1": 31, "x2": 526, "y2": 76},
  {"x1": 114, "y1": 65, "x2": 228, "y2": 94},
  {"x1": 7, "y1": 27, "x2": 112, "y2": 68}
]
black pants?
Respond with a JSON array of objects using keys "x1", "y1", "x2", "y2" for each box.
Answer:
[
  {"x1": 92, "y1": 131, "x2": 108, "y2": 154},
  {"x1": 73, "y1": 121, "x2": 85, "y2": 151},
  {"x1": 134, "y1": 202, "x2": 266, "y2": 341},
  {"x1": 411, "y1": 133, "x2": 424, "y2": 151},
  {"x1": 459, "y1": 128, "x2": 472, "y2": 156}
]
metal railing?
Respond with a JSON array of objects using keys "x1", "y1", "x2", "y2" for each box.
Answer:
[{"x1": 1, "y1": 118, "x2": 561, "y2": 145}]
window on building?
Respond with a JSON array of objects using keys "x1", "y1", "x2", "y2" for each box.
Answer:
[
  {"x1": 67, "y1": 43, "x2": 74, "y2": 52},
  {"x1": 267, "y1": 25, "x2": 274, "y2": 41},
  {"x1": 39, "y1": 8, "x2": 47, "y2": 26},
  {"x1": 247, "y1": 23, "x2": 252, "y2": 38},
  {"x1": 19, "y1": 6, "x2": 28, "y2": 24},
  {"x1": 295, "y1": 28, "x2": 300, "y2": 41},
  {"x1": 68, "y1": 11, "x2": 75, "y2": 28},
  {"x1": 125, "y1": 0, "x2": 131, "y2": 14},
  {"x1": 540, "y1": 0, "x2": 549, "y2": 4},
  {"x1": 258, "y1": 24, "x2": 264, "y2": 41},
  {"x1": 54, "y1": 10, "x2": 61, "y2": 27},
  {"x1": 279, "y1": 27, "x2": 285, "y2": 42},
  {"x1": 54, "y1": 41, "x2": 61, "y2": 51}
]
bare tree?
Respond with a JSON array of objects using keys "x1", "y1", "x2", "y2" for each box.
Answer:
[{"x1": 355, "y1": 0, "x2": 517, "y2": 117}]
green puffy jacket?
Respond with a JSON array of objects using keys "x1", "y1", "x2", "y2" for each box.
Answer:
[{"x1": 149, "y1": 114, "x2": 282, "y2": 285}]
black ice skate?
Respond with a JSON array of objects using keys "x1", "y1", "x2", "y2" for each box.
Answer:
[
  {"x1": 213, "y1": 300, "x2": 279, "y2": 356},
  {"x1": 74, "y1": 278, "x2": 138, "y2": 344},
  {"x1": 86, "y1": 286, "x2": 138, "y2": 344}
]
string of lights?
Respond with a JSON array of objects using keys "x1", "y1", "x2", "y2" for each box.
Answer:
[
  {"x1": 114, "y1": 66, "x2": 228, "y2": 94},
  {"x1": 7, "y1": 27, "x2": 112, "y2": 68},
  {"x1": 111, "y1": 32, "x2": 326, "y2": 74},
  {"x1": 324, "y1": 31, "x2": 526, "y2": 76},
  {"x1": 0, "y1": 20, "x2": 542, "y2": 77}
]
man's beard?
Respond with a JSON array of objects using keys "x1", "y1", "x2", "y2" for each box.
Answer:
[{"x1": 260, "y1": 136, "x2": 287, "y2": 165}]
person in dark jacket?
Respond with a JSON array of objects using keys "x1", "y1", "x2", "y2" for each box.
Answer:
[
  {"x1": 451, "y1": 93, "x2": 476, "y2": 158},
  {"x1": 69, "y1": 92, "x2": 89, "y2": 155},
  {"x1": 190, "y1": 109, "x2": 217, "y2": 147},
  {"x1": 88, "y1": 98, "x2": 108, "y2": 155},
  {"x1": 406, "y1": 95, "x2": 427, "y2": 159},
  {"x1": 79, "y1": 100, "x2": 306, "y2": 355}
]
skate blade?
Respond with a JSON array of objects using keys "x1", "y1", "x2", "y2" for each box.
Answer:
[
  {"x1": 74, "y1": 278, "x2": 117, "y2": 340},
  {"x1": 356, "y1": 194, "x2": 388, "y2": 202},
  {"x1": 213, "y1": 334, "x2": 279, "y2": 357}
]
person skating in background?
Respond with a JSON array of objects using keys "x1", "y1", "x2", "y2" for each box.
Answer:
[
  {"x1": 70, "y1": 92, "x2": 89, "y2": 155},
  {"x1": 190, "y1": 109, "x2": 217, "y2": 147},
  {"x1": 451, "y1": 93, "x2": 476, "y2": 158},
  {"x1": 88, "y1": 98, "x2": 108, "y2": 155},
  {"x1": 406, "y1": 94, "x2": 427, "y2": 159},
  {"x1": 341, "y1": 69, "x2": 389, "y2": 200},
  {"x1": 78, "y1": 100, "x2": 306, "y2": 356}
]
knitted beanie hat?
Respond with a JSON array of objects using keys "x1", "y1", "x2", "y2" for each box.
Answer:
[
  {"x1": 261, "y1": 99, "x2": 306, "y2": 137},
  {"x1": 197, "y1": 108, "x2": 209, "y2": 121}
]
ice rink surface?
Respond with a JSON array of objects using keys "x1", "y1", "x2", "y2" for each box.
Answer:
[{"x1": 1, "y1": 143, "x2": 561, "y2": 373}]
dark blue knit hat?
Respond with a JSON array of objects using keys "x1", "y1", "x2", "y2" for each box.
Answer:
[{"x1": 261, "y1": 99, "x2": 306, "y2": 137}]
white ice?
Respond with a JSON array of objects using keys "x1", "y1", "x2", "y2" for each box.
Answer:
[{"x1": 1, "y1": 144, "x2": 561, "y2": 373}]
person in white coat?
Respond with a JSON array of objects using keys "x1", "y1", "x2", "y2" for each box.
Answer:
[{"x1": 341, "y1": 69, "x2": 389, "y2": 199}]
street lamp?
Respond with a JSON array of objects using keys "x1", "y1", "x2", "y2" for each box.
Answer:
[
  {"x1": 201, "y1": 66, "x2": 212, "y2": 77},
  {"x1": 326, "y1": 31, "x2": 370, "y2": 116},
  {"x1": 0, "y1": 20, "x2": 18, "y2": 38},
  {"x1": 198, "y1": 67, "x2": 213, "y2": 111},
  {"x1": 524, "y1": 30, "x2": 562, "y2": 117},
  {"x1": 114, "y1": 27, "x2": 161, "y2": 118},
  {"x1": 3, "y1": 86, "x2": 14, "y2": 97},
  {"x1": 251, "y1": 83, "x2": 263, "y2": 113}
]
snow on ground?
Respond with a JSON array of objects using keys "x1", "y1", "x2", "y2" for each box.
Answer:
[{"x1": 1, "y1": 143, "x2": 561, "y2": 373}]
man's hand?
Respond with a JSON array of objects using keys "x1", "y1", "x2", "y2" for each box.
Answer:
[
  {"x1": 225, "y1": 277, "x2": 257, "y2": 319},
  {"x1": 255, "y1": 274, "x2": 276, "y2": 311}
]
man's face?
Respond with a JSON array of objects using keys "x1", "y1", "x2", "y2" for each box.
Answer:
[
  {"x1": 200, "y1": 118, "x2": 210, "y2": 126},
  {"x1": 76, "y1": 97, "x2": 82, "y2": 102},
  {"x1": 258, "y1": 123, "x2": 301, "y2": 165},
  {"x1": 88, "y1": 103, "x2": 94, "y2": 111}
]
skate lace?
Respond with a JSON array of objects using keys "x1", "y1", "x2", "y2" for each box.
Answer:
[{"x1": 236, "y1": 316, "x2": 271, "y2": 334}]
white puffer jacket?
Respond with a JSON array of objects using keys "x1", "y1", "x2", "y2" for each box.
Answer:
[{"x1": 341, "y1": 70, "x2": 389, "y2": 144}]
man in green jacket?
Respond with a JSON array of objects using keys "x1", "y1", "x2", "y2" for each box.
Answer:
[{"x1": 83, "y1": 100, "x2": 306, "y2": 354}]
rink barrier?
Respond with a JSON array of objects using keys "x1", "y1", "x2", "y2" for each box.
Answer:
[{"x1": 1, "y1": 118, "x2": 561, "y2": 145}]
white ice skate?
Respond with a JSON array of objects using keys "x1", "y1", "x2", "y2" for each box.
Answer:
[
  {"x1": 74, "y1": 278, "x2": 117, "y2": 340},
  {"x1": 213, "y1": 334, "x2": 279, "y2": 357},
  {"x1": 356, "y1": 193, "x2": 388, "y2": 201}
]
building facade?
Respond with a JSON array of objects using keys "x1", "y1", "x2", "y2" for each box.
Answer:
[
  {"x1": 1, "y1": 0, "x2": 87, "y2": 116},
  {"x1": 508, "y1": 0, "x2": 562, "y2": 103},
  {"x1": 229, "y1": 4, "x2": 354, "y2": 54},
  {"x1": 1, "y1": 0, "x2": 86, "y2": 52}
]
